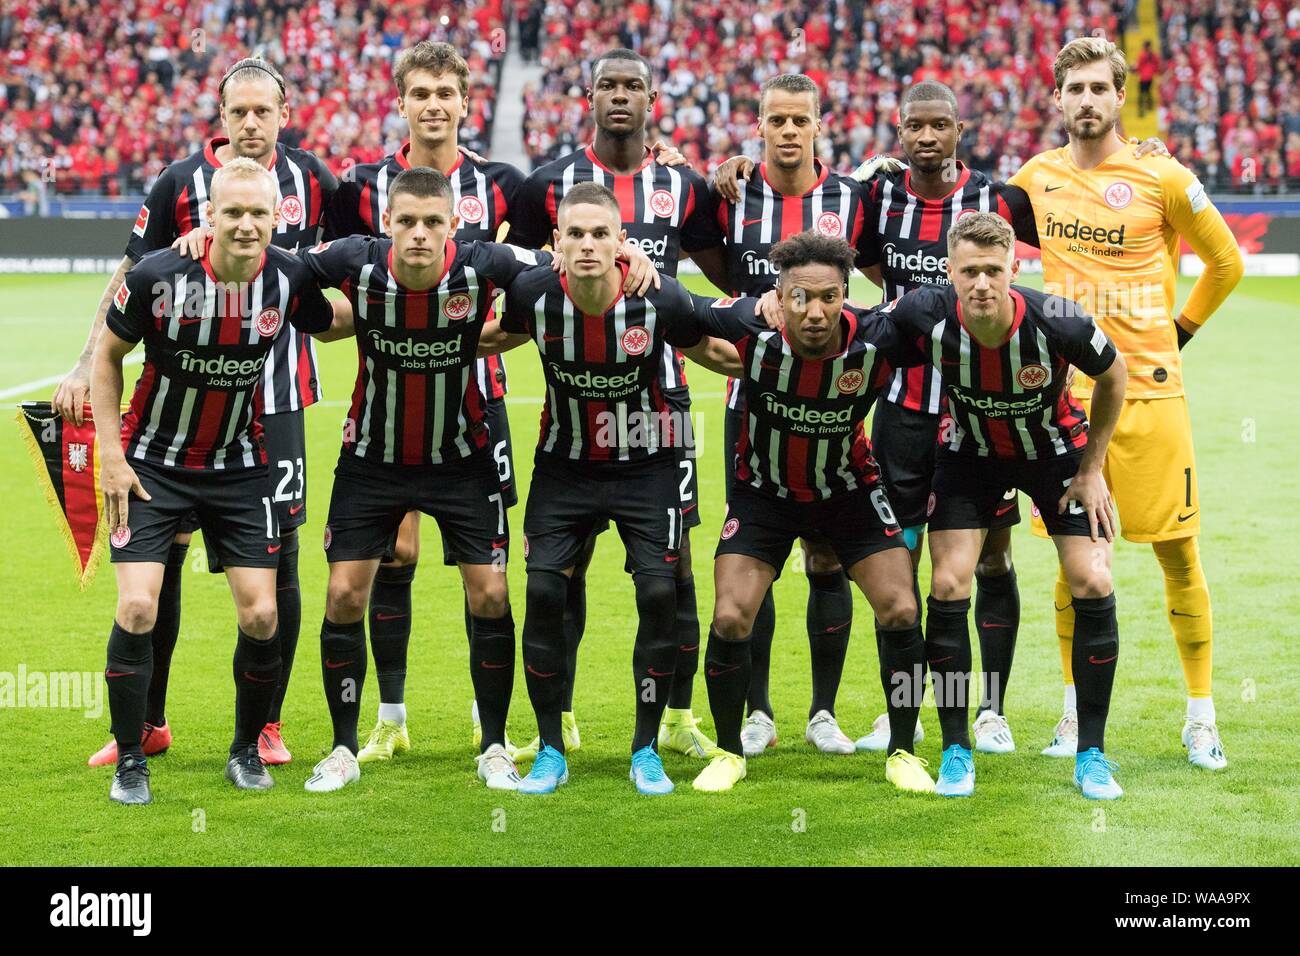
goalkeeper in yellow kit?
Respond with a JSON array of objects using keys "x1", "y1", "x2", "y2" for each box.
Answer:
[{"x1": 1010, "y1": 37, "x2": 1243, "y2": 769}]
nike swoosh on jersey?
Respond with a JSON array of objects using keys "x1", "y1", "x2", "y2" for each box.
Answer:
[
  {"x1": 1178, "y1": 510, "x2": 1198, "y2": 522},
  {"x1": 1044, "y1": 184, "x2": 1064, "y2": 192},
  {"x1": 741, "y1": 217, "x2": 765, "y2": 227}
]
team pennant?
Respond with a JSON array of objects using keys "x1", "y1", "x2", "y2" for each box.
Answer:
[{"x1": 15, "y1": 402, "x2": 107, "y2": 588}]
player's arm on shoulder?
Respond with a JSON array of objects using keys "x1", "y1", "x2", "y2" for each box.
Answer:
[
  {"x1": 287, "y1": 266, "x2": 337, "y2": 337},
  {"x1": 713, "y1": 154, "x2": 756, "y2": 204},
  {"x1": 55, "y1": 253, "x2": 136, "y2": 424},
  {"x1": 476, "y1": 240, "x2": 553, "y2": 286},
  {"x1": 873, "y1": 306, "x2": 929, "y2": 368},
  {"x1": 680, "y1": 336, "x2": 742, "y2": 377},
  {"x1": 1162, "y1": 163, "x2": 1244, "y2": 346},
  {"x1": 670, "y1": 287, "x2": 741, "y2": 375},
  {"x1": 998, "y1": 183, "x2": 1040, "y2": 248},
  {"x1": 686, "y1": 291, "x2": 754, "y2": 342},
  {"x1": 502, "y1": 171, "x2": 551, "y2": 248}
]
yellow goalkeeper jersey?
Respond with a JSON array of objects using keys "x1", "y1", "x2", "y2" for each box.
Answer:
[{"x1": 1009, "y1": 147, "x2": 1241, "y2": 399}]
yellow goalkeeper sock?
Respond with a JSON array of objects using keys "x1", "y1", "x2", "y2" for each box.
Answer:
[
  {"x1": 1054, "y1": 568, "x2": 1075, "y2": 688},
  {"x1": 1154, "y1": 536, "x2": 1214, "y2": 698}
]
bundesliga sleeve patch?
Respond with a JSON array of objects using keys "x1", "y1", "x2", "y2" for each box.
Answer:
[
  {"x1": 509, "y1": 245, "x2": 539, "y2": 264},
  {"x1": 1186, "y1": 178, "x2": 1209, "y2": 214},
  {"x1": 132, "y1": 205, "x2": 149, "y2": 238},
  {"x1": 1090, "y1": 324, "x2": 1109, "y2": 355},
  {"x1": 113, "y1": 282, "x2": 131, "y2": 312},
  {"x1": 713, "y1": 297, "x2": 739, "y2": 308}
]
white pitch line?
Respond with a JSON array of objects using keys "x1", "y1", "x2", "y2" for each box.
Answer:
[{"x1": 0, "y1": 353, "x2": 145, "y2": 401}]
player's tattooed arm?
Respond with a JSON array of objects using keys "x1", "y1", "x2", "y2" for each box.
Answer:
[
  {"x1": 713, "y1": 155, "x2": 756, "y2": 203},
  {"x1": 477, "y1": 320, "x2": 531, "y2": 357},
  {"x1": 681, "y1": 336, "x2": 743, "y2": 377},
  {"x1": 53, "y1": 255, "x2": 134, "y2": 425},
  {"x1": 91, "y1": 328, "x2": 151, "y2": 534},
  {"x1": 1062, "y1": 352, "x2": 1127, "y2": 542}
]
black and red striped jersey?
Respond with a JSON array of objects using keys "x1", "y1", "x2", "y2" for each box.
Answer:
[
  {"x1": 689, "y1": 296, "x2": 921, "y2": 502},
  {"x1": 302, "y1": 236, "x2": 549, "y2": 466},
  {"x1": 860, "y1": 164, "x2": 1037, "y2": 415},
  {"x1": 710, "y1": 161, "x2": 870, "y2": 410},
  {"x1": 504, "y1": 144, "x2": 721, "y2": 391},
  {"x1": 125, "y1": 137, "x2": 337, "y2": 415},
  {"x1": 328, "y1": 142, "x2": 524, "y2": 403},
  {"x1": 106, "y1": 245, "x2": 333, "y2": 471},
  {"x1": 499, "y1": 267, "x2": 704, "y2": 465},
  {"x1": 884, "y1": 284, "x2": 1117, "y2": 461}
]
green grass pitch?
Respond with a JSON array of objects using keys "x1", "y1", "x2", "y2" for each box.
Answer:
[{"x1": 1, "y1": 271, "x2": 1296, "y2": 866}]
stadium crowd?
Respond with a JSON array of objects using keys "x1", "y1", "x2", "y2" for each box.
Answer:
[
  {"x1": 1, "y1": 0, "x2": 1297, "y2": 199},
  {"x1": 0, "y1": 0, "x2": 507, "y2": 199}
]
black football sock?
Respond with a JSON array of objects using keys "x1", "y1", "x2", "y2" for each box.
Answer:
[
  {"x1": 232, "y1": 630, "x2": 281, "y2": 756},
  {"x1": 561, "y1": 568, "x2": 587, "y2": 711},
  {"x1": 144, "y1": 541, "x2": 187, "y2": 726},
  {"x1": 746, "y1": 587, "x2": 776, "y2": 718},
  {"x1": 878, "y1": 618, "x2": 925, "y2": 754},
  {"x1": 975, "y1": 566, "x2": 1019, "y2": 716},
  {"x1": 464, "y1": 594, "x2": 474, "y2": 645},
  {"x1": 106, "y1": 622, "x2": 154, "y2": 758},
  {"x1": 320, "y1": 617, "x2": 367, "y2": 754},
  {"x1": 667, "y1": 574, "x2": 700, "y2": 710},
  {"x1": 523, "y1": 571, "x2": 568, "y2": 753},
  {"x1": 470, "y1": 611, "x2": 515, "y2": 752},
  {"x1": 704, "y1": 628, "x2": 752, "y2": 757},
  {"x1": 925, "y1": 596, "x2": 973, "y2": 750},
  {"x1": 267, "y1": 531, "x2": 300, "y2": 724},
  {"x1": 631, "y1": 574, "x2": 679, "y2": 752},
  {"x1": 1072, "y1": 593, "x2": 1119, "y2": 752},
  {"x1": 369, "y1": 563, "x2": 415, "y2": 705},
  {"x1": 807, "y1": 570, "x2": 853, "y2": 718}
]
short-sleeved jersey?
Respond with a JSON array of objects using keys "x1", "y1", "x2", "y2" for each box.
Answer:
[
  {"x1": 860, "y1": 163, "x2": 1037, "y2": 415},
  {"x1": 328, "y1": 142, "x2": 525, "y2": 403},
  {"x1": 126, "y1": 137, "x2": 337, "y2": 414},
  {"x1": 885, "y1": 284, "x2": 1118, "y2": 461},
  {"x1": 1009, "y1": 149, "x2": 1222, "y2": 399},
  {"x1": 500, "y1": 267, "x2": 704, "y2": 465},
  {"x1": 504, "y1": 144, "x2": 720, "y2": 390},
  {"x1": 690, "y1": 296, "x2": 919, "y2": 501},
  {"x1": 107, "y1": 246, "x2": 333, "y2": 471},
  {"x1": 710, "y1": 161, "x2": 869, "y2": 410},
  {"x1": 303, "y1": 236, "x2": 548, "y2": 466}
]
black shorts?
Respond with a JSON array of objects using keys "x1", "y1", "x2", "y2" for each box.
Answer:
[
  {"x1": 177, "y1": 409, "x2": 308, "y2": 537},
  {"x1": 109, "y1": 460, "x2": 280, "y2": 569},
  {"x1": 716, "y1": 479, "x2": 906, "y2": 578},
  {"x1": 325, "y1": 451, "x2": 508, "y2": 565},
  {"x1": 441, "y1": 397, "x2": 517, "y2": 565},
  {"x1": 665, "y1": 386, "x2": 701, "y2": 530},
  {"x1": 523, "y1": 454, "x2": 682, "y2": 579},
  {"x1": 872, "y1": 400, "x2": 1020, "y2": 531},
  {"x1": 928, "y1": 449, "x2": 1091, "y2": 537}
]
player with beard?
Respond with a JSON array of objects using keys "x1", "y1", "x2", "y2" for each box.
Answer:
[
  {"x1": 505, "y1": 49, "x2": 728, "y2": 763},
  {"x1": 60, "y1": 58, "x2": 337, "y2": 771},
  {"x1": 1010, "y1": 39, "x2": 1241, "y2": 768}
]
